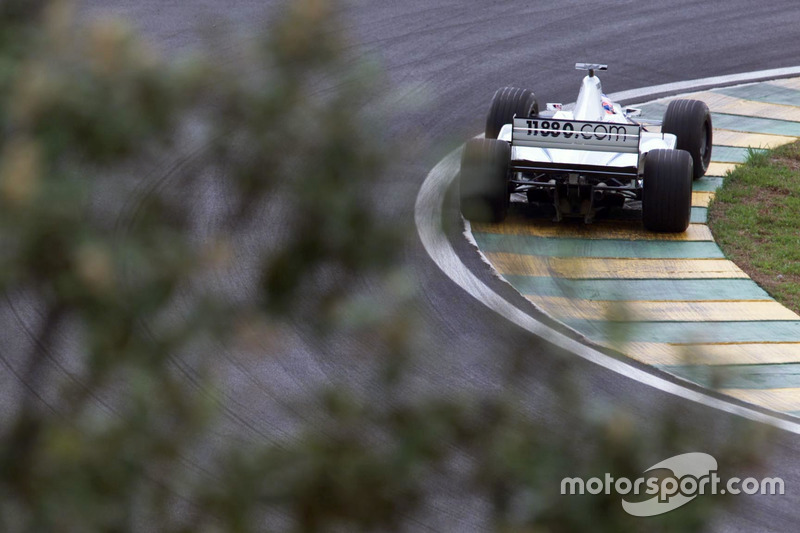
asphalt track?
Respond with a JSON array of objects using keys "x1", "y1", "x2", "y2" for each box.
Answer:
[{"x1": 33, "y1": 1, "x2": 800, "y2": 530}]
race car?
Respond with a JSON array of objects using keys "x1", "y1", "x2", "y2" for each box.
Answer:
[{"x1": 459, "y1": 63, "x2": 713, "y2": 232}]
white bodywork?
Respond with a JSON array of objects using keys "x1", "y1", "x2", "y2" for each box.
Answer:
[{"x1": 497, "y1": 74, "x2": 676, "y2": 172}]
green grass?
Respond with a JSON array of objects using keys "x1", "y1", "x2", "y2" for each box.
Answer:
[{"x1": 708, "y1": 141, "x2": 800, "y2": 314}]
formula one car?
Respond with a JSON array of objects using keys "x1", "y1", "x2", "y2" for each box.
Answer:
[{"x1": 460, "y1": 63, "x2": 712, "y2": 232}]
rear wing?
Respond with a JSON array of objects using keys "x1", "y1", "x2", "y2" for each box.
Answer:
[{"x1": 512, "y1": 117, "x2": 641, "y2": 154}]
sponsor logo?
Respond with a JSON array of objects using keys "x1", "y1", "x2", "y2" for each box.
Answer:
[
  {"x1": 521, "y1": 120, "x2": 636, "y2": 144},
  {"x1": 561, "y1": 452, "x2": 785, "y2": 517}
]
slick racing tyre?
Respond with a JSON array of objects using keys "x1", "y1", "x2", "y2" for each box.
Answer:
[
  {"x1": 459, "y1": 139, "x2": 511, "y2": 223},
  {"x1": 662, "y1": 99, "x2": 713, "y2": 180},
  {"x1": 485, "y1": 87, "x2": 539, "y2": 139}
]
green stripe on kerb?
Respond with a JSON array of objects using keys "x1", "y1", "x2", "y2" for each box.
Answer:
[
  {"x1": 715, "y1": 84, "x2": 800, "y2": 107},
  {"x1": 693, "y1": 177, "x2": 724, "y2": 191},
  {"x1": 712, "y1": 146, "x2": 767, "y2": 163},
  {"x1": 637, "y1": 102, "x2": 668, "y2": 119},
  {"x1": 505, "y1": 276, "x2": 770, "y2": 301},
  {"x1": 659, "y1": 363, "x2": 800, "y2": 390},
  {"x1": 563, "y1": 320, "x2": 800, "y2": 344},
  {"x1": 691, "y1": 207, "x2": 707, "y2": 223},
  {"x1": 712, "y1": 113, "x2": 800, "y2": 136},
  {"x1": 473, "y1": 233, "x2": 725, "y2": 259}
]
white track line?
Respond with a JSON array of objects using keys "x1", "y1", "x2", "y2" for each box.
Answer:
[
  {"x1": 414, "y1": 67, "x2": 800, "y2": 434},
  {"x1": 608, "y1": 65, "x2": 800, "y2": 102}
]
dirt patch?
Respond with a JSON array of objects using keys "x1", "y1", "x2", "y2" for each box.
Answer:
[{"x1": 774, "y1": 157, "x2": 800, "y2": 172}]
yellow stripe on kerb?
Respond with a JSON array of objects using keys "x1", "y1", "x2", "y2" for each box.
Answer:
[
  {"x1": 485, "y1": 254, "x2": 749, "y2": 279},
  {"x1": 471, "y1": 221, "x2": 715, "y2": 241},
  {"x1": 621, "y1": 342, "x2": 800, "y2": 366},
  {"x1": 713, "y1": 129, "x2": 797, "y2": 149},
  {"x1": 706, "y1": 162, "x2": 739, "y2": 176},
  {"x1": 683, "y1": 91, "x2": 800, "y2": 122},
  {"x1": 692, "y1": 191, "x2": 714, "y2": 208},
  {"x1": 722, "y1": 388, "x2": 800, "y2": 413},
  {"x1": 532, "y1": 298, "x2": 798, "y2": 322},
  {"x1": 770, "y1": 78, "x2": 800, "y2": 91}
]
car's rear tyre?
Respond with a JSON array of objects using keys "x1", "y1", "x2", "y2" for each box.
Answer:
[
  {"x1": 460, "y1": 139, "x2": 511, "y2": 223},
  {"x1": 642, "y1": 149, "x2": 693, "y2": 233},
  {"x1": 662, "y1": 99, "x2": 713, "y2": 180},
  {"x1": 485, "y1": 87, "x2": 539, "y2": 139}
]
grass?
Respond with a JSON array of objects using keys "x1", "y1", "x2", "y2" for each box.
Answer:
[{"x1": 708, "y1": 141, "x2": 800, "y2": 314}]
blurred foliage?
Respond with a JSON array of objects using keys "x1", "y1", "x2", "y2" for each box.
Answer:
[{"x1": 0, "y1": 1, "x2": 770, "y2": 531}]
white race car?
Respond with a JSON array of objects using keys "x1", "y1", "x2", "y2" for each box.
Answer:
[{"x1": 460, "y1": 63, "x2": 712, "y2": 232}]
